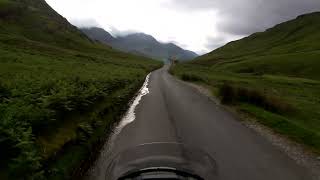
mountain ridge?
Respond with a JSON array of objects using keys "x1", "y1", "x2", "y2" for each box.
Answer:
[
  {"x1": 80, "y1": 27, "x2": 198, "y2": 61},
  {"x1": 198, "y1": 12, "x2": 320, "y2": 63},
  {"x1": 81, "y1": 27, "x2": 115, "y2": 44}
]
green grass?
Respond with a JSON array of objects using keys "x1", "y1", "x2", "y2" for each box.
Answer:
[
  {"x1": 171, "y1": 64, "x2": 320, "y2": 152},
  {"x1": 193, "y1": 12, "x2": 320, "y2": 80},
  {"x1": 213, "y1": 51, "x2": 320, "y2": 80},
  {"x1": 239, "y1": 104, "x2": 320, "y2": 150},
  {"x1": 0, "y1": 0, "x2": 161, "y2": 179},
  {"x1": 171, "y1": 12, "x2": 320, "y2": 153},
  {"x1": 0, "y1": 38, "x2": 160, "y2": 178},
  {"x1": 198, "y1": 12, "x2": 320, "y2": 59}
]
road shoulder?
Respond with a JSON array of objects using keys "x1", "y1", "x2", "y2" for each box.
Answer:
[{"x1": 176, "y1": 77, "x2": 320, "y2": 180}]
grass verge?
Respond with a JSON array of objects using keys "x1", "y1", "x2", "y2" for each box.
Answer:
[
  {"x1": 170, "y1": 64, "x2": 320, "y2": 154},
  {"x1": 0, "y1": 35, "x2": 161, "y2": 179}
]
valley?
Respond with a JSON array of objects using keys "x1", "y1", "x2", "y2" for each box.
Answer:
[{"x1": 0, "y1": 0, "x2": 319, "y2": 179}]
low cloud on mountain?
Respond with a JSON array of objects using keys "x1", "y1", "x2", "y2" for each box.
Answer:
[
  {"x1": 46, "y1": 0, "x2": 320, "y2": 54},
  {"x1": 168, "y1": 0, "x2": 320, "y2": 53}
]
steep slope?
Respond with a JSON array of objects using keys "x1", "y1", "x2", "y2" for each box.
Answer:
[
  {"x1": 171, "y1": 12, "x2": 320, "y2": 153},
  {"x1": 111, "y1": 33, "x2": 161, "y2": 58},
  {"x1": 0, "y1": 0, "x2": 93, "y2": 49},
  {"x1": 80, "y1": 28, "x2": 198, "y2": 61},
  {"x1": 194, "y1": 12, "x2": 320, "y2": 80},
  {"x1": 112, "y1": 33, "x2": 198, "y2": 61},
  {"x1": 165, "y1": 42, "x2": 199, "y2": 60},
  {"x1": 81, "y1": 27, "x2": 115, "y2": 44},
  {"x1": 0, "y1": 0, "x2": 160, "y2": 179}
]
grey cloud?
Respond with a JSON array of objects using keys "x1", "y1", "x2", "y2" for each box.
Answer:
[
  {"x1": 169, "y1": 0, "x2": 320, "y2": 35},
  {"x1": 167, "y1": 40, "x2": 189, "y2": 48},
  {"x1": 205, "y1": 36, "x2": 227, "y2": 50},
  {"x1": 109, "y1": 26, "x2": 139, "y2": 37},
  {"x1": 70, "y1": 18, "x2": 100, "y2": 28},
  {"x1": 164, "y1": 0, "x2": 216, "y2": 10}
]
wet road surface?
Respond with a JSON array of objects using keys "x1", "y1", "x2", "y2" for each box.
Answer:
[{"x1": 85, "y1": 66, "x2": 312, "y2": 180}]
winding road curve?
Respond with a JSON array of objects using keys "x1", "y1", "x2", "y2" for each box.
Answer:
[{"x1": 85, "y1": 66, "x2": 312, "y2": 180}]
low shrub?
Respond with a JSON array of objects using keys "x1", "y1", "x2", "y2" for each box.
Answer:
[
  {"x1": 180, "y1": 73, "x2": 204, "y2": 82},
  {"x1": 0, "y1": 1, "x2": 24, "y2": 18},
  {"x1": 219, "y1": 83, "x2": 236, "y2": 104},
  {"x1": 219, "y1": 83, "x2": 294, "y2": 114}
]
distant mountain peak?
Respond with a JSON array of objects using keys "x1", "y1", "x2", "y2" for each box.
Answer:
[
  {"x1": 120, "y1": 33, "x2": 158, "y2": 43},
  {"x1": 81, "y1": 28, "x2": 198, "y2": 61}
]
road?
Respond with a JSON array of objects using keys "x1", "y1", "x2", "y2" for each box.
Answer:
[{"x1": 85, "y1": 66, "x2": 312, "y2": 180}]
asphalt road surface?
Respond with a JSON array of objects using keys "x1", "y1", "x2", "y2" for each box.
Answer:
[{"x1": 85, "y1": 66, "x2": 312, "y2": 180}]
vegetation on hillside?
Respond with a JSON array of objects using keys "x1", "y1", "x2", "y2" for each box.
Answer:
[
  {"x1": 0, "y1": 0, "x2": 161, "y2": 179},
  {"x1": 171, "y1": 12, "x2": 320, "y2": 153}
]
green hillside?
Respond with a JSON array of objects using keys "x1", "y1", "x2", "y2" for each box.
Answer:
[
  {"x1": 0, "y1": 0, "x2": 161, "y2": 179},
  {"x1": 195, "y1": 12, "x2": 320, "y2": 80},
  {"x1": 172, "y1": 12, "x2": 320, "y2": 153},
  {"x1": 0, "y1": 0, "x2": 92, "y2": 48}
]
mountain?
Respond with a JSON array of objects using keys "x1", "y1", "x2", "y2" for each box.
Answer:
[
  {"x1": 80, "y1": 27, "x2": 198, "y2": 61},
  {"x1": 0, "y1": 0, "x2": 160, "y2": 179},
  {"x1": 81, "y1": 27, "x2": 115, "y2": 44},
  {"x1": 194, "y1": 12, "x2": 320, "y2": 79},
  {"x1": 0, "y1": 0, "x2": 94, "y2": 50}
]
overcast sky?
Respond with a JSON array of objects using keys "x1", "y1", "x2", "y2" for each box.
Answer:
[{"x1": 45, "y1": 0, "x2": 320, "y2": 54}]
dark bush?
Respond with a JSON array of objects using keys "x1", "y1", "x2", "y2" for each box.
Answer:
[
  {"x1": 76, "y1": 122, "x2": 93, "y2": 143},
  {"x1": 263, "y1": 95, "x2": 295, "y2": 114},
  {"x1": 219, "y1": 83, "x2": 294, "y2": 114},
  {"x1": 168, "y1": 67, "x2": 175, "y2": 75},
  {"x1": 0, "y1": 131, "x2": 19, "y2": 168},
  {"x1": 0, "y1": 1, "x2": 24, "y2": 19},
  {"x1": 219, "y1": 83, "x2": 236, "y2": 104},
  {"x1": 0, "y1": 82, "x2": 10, "y2": 102},
  {"x1": 181, "y1": 73, "x2": 204, "y2": 82},
  {"x1": 237, "y1": 67, "x2": 255, "y2": 74}
]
